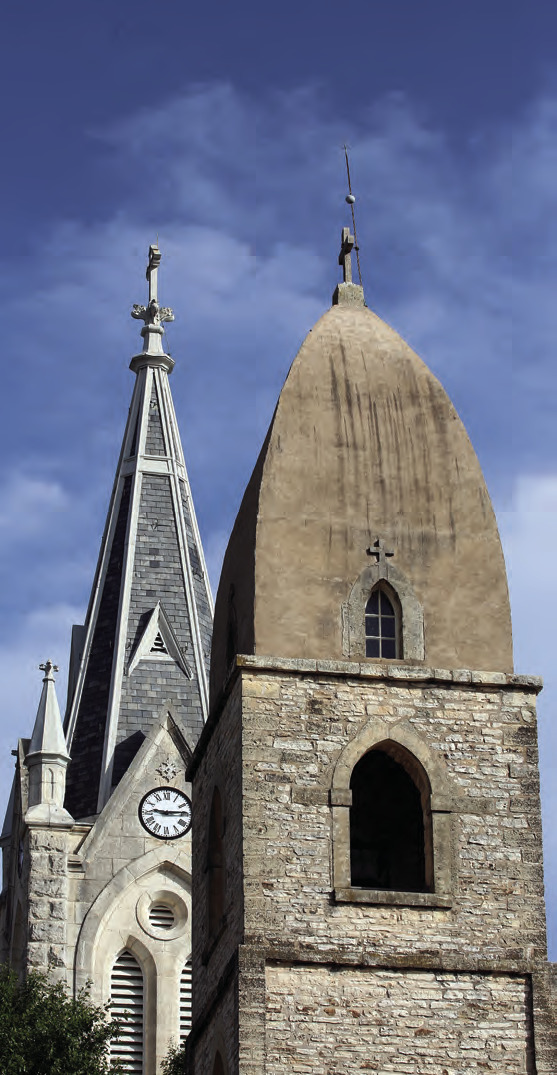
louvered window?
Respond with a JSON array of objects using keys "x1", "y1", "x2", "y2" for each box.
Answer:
[
  {"x1": 148, "y1": 902, "x2": 175, "y2": 930},
  {"x1": 179, "y1": 960, "x2": 193, "y2": 1041},
  {"x1": 151, "y1": 632, "x2": 169, "y2": 654},
  {"x1": 110, "y1": 950, "x2": 144, "y2": 1073}
]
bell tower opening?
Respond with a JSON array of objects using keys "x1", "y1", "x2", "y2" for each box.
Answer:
[{"x1": 349, "y1": 746, "x2": 430, "y2": 892}]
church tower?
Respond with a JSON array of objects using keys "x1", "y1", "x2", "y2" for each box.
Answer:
[
  {"x1": 1, "y1": 247, "x2": 212, "y2": 1074},
  {"x1": 187, "y1": 234, "x2": 556, "y2": 1073}
]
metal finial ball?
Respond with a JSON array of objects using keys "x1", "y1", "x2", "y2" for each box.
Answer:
[{"x1": 346, "y1": 194, "x2": 356, "y2": 205}]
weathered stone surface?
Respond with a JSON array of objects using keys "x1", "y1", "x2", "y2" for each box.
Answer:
[
  {"x1": 189, "y1": 663, "x2": 556, "y2": 1074},
  {"x1": 211, "y1": 303, "x2": 514, "y2": 703},
  {"x1": 266, "y1": 965, "x2": 531, "y2": 1074}
]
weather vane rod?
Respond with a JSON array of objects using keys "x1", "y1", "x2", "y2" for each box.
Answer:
[{"x1": 343, "y1": 145, "x2": 363, "y2": 289}]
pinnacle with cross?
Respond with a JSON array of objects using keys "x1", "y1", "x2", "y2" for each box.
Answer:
[
  {"x1": 131, "y1": 244, "x2": 175, "y2": 329},
  {"x1": 338, "y1": 226, "x2": 355, "y2": 284},
  {"x1": 366, "y1": 538, "x2": 394, "y2": 568},
  {"x1": 39, "y1": 659, "x2": 59, "y2": 680}
]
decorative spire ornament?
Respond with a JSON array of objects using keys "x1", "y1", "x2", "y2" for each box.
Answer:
[
  {"x1": 25, "y1": 659, "x2": 73, "y2": 826},
  {"x1": 131, "y1": 244, "x2": 175, "y2": 367}
]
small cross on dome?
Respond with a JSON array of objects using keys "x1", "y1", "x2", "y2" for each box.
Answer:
[{"x1": 366, "y1": 538, "x2": 394, "y2": 568}]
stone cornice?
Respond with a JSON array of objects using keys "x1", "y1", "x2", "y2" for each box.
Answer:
[
  {"x1": 187, "y1": 653, "x2": 542, "y2": 781},
  {"x1": 235, "y1": 653, "x2": 542, "y2": 691}
]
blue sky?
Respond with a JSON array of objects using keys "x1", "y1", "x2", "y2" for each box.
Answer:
[{"x1": 1, "y1": 2, "x2": 557, "y2": 953}]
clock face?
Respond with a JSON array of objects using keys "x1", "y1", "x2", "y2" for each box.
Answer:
[{"x1": 138, "y1": 787, "x2": 192, "y2": 840}]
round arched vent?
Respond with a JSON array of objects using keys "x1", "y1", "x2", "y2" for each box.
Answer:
[{"x1": 148, "y1": 902, "x2": 175, "y2": 930}]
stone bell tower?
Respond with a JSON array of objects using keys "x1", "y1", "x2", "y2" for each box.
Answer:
[{"x1": 186, "y1": 230, "x2": 556, "y2": 1074}]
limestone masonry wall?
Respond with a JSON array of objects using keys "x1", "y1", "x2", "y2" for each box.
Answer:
[
  {"x1": 26, "y1": 828, "x2": 71, "y2": 979},
  {"x1": 190, "y1": 677, "x2": 244, "y2": 1031},
  {"x1": 188, "y1": 659, "x2": 555, "y2": 1073},
  {"x1": 240, "y1": 666, "x2": 546, "y2": 964},
  {"x1": 266, "y1": 964, "x2": 532, "y2": 1074}
]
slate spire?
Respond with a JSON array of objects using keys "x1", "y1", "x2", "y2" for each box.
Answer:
[{"x1": 64, "y1": 246, "x2": 213, "y2": 819}]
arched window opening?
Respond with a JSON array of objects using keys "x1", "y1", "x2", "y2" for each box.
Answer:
[
  {"x1": 110, "y1": 950, "x2": 144, "y2": 1073},
  {"x1": 212, "y1": 1051, "x2": 225, "y2": 1075},
  {"x1": 179, "y1": 960, "x2": 192, "y2": 1042},
  {"x1": 350, "y1": 746, "x2": 432, "y2": 892},
  {"x1": 207, "y1": 787, "x2": 225, "y2": 937},
  {"x1": 365, "y1": 586, "x2": 399, "y2": 659}
]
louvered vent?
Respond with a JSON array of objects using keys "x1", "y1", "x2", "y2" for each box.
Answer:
[
  {"x1": 151, "y1": 632, "x2": 168, "y2": 654},
  {"x1": 148, "y1": 902, "x2": 175, "y2": 930},
  {"x1": 179, "y1": 960, "x2": 193, "y2": 1041},
  {"x1": 110, "y1": 950, "x2": 144, "y2": 1073}
]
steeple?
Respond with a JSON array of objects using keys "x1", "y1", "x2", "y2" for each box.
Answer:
[
  {"x1": 25, "y1": 660, "x2": 73, "y2": 826},
  {"x1": 64, "y1": 246, "x2": 213, "y2": 819}
]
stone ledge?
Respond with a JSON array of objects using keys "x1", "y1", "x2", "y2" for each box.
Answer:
[
  {"x1": 236, "y1": 654, "x2": 542, "y2": 692},
  {"x1": 246, "y1": 940, "x2": 539, "y2": 976},
  {"x1": 334, "y1": 887, "x2": 452, "y2": 909}
]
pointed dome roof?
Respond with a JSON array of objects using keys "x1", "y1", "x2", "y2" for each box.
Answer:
[{"x1": 210, "y1": 297, "x2": 512, "y2": 703}]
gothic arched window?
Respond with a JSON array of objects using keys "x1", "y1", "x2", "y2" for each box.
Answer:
[
  {"x1": 350, "y1": 747, "x2": 432, "y2": 892},
  {"x1": 365, "y1": 586, "x2": 399, "y2": 659},
  {"x1": 110, "y1": 949, "x2": 144, "y2": 1073},
  {"x1": 207, "y1": 786, "x2": 225, "y2": 938},
  {"x1": 213, "y1": 1052, "x2": 226, "y2": 1075}
]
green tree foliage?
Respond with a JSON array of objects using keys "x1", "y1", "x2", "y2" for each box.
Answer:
[
  {"x1": 161, "y1": 1039, "x2": 188, "y2": 1075},
  {"x1": 0, "y1": 964, "x2": 123, "y2": 1075}
]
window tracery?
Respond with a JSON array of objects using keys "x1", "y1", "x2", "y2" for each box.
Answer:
[{"x1": 365, "y1": 586, "x2": 399, "y2": 659}]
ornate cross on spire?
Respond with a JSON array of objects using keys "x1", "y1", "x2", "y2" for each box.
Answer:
[
  {"x1": 338, "y1": 226, "x2": 355, "y2": 284},
  {"x1": 147, "y1": 243, "x2": 161, "y2": 304},
  {"x1": 366, "y1": 538, "x2": 394, "y2": 568},
  {"x1": 131, "y1": 244, "x2": 175, "y2": 331},
  {"x1": 39, "y1": 659, "x2": 59, "y2": 680}
]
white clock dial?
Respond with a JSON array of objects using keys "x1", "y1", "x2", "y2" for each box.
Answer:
[{"x1": 138, "y1": 786, "x2": 192, "y2": 840}]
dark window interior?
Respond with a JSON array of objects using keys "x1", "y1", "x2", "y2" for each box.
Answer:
[
  {"x1": 213, "y1": 1053, "x2": 225, "y2": 1075},
  {"x1": 365, "y1": 588, "x2": 398, "y2": 658},
  {"x1": 350, "y1": 748, "x2": 428, "y2": 892}
]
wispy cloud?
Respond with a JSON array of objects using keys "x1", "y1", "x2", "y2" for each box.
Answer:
[
  {"x1": 1, "y1": 82, "x2": 556, "y2": 950},
  {"x1": 0, "y1": 474, "x2": 67, "y2": 540}
]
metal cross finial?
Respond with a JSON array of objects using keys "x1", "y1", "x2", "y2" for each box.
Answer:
[
  {"x1": 343, "y1": 144, "x2": 363, "y2": 288},
  {"x1": 366, "y1": 538, "x2": 394, "y2": 568},
  {"x1": 39, "y1": 659, "x2": 59, "y2": 680},
  {"x1": 339, "y1": 226, "x2": 355, "y2": 284}
]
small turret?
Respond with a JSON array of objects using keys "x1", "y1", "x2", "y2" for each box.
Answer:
[{"x1": 25, "y1": 661, "x2": 73, "y2": 826}]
